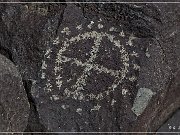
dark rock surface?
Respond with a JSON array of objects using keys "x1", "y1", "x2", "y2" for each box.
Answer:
[
  {"x1": 0, "y1": 2, "x2": 66, "y2": 132},
  {"x1": 0, "y1": 54, "x2": 29, "y2": 132},
  {"x1": 158, "y1": 109, "x2": 180, "y2": 133},
  {"x1": 33, "y1": 4, "x2": 142, "y2": 132},
  {"x1": 31, "y1": 3, "x2": 179, "y2": 133},
  {"x1": 0, "y1": 1, "x2": 179, "y2": 134},
  {"x1": 130, "y1": 3, "x2": 180, "y2": 133},
  {"x1": 0, "y1": 2, "x2": 66, "y2": 80}
]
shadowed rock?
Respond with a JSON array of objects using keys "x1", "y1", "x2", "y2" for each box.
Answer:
[{"x1": 0, "y1": 54, "x2": 29, "y2": 132}]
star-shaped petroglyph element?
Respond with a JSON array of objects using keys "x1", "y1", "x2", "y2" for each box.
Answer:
[
  {"x1": 91, "y1": 104, "x2": 101, "y2": 111},
  {"x1": 87, "y1": 21, "x2": 94, "y2": 29},
  {"x1": 61, "y1": 27, "x2": 71, "y2": 35},
  {"x1": 76, "y1": 24, "x2": 82, "y2": 30},
  {"x1": 98, "y1": 24, "x2": 104, "y2": 29},
  {"x1": 53, "y1": 36, "x2": 60, "y2": 45}
]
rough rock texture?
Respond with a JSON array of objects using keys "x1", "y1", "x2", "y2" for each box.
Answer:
[
  {"x1": 33, "y1": 4, "x2": 142, "y2": 132},
  {"x1": 0, "y1": 2, "x2": 66, "y2": 80},
  {"x1": 31, "y1": 3, "x2": 179, "y2": 133},
  {"x1": 0, "y1": 54, "x2": 29, "y2": 132},
  {"x1": 0, "y1": 2, "x2": 66, "y2": 132},
  {"x1": 0, "y1": 1, "x2": 179, "y2": 134},
  {"x1": 130, "y1": 3, "x2": 180, "y2": 133},
  {"x1": 158, "y1": 109, "x2": 180, "y2": 133}
]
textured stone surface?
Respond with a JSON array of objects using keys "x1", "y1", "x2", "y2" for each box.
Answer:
[
  {"x1": 0, "y1": 1, "x2": 179, "y2": 133},
  {"x1": 0, "y1": 2, "x2": 66, "y2": 132},
  {"x1": 0, "y1": 2, "x2": 66, "y2": 80},
  {"x1": 158, "y1": 109, "x2": 180, "y2": 133},
  {"x1": 30, "y1": 3, "x2": 180, "y2": 133},
  {"x1": 31, "y1": 3, "x2": 166, "y2": 132},
  {"x1": 31, "y1": 4, "x2": 141, "y2": 132},
  {"x1": 130, "y1": 3, "x2": 180, "y2": 133},
  {"x1": 0, "y1": 54, "x2": 29, "y2": 132}
]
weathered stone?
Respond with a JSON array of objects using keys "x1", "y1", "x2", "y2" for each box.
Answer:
[
  {"x1": 158, "y1": 109, "x2": 180, "y2": 132},
  {"x1": 0, "y1": 2, "x2": 66, "y2": 132},
  {"x1": 31, "y1": 3, "x2": 155, "y2": 132},
  {"x1": 76, "y1": 2, "x2": 161, "y2": 38},
  {"x1": 0, "y1": 2, "x2": 66, "y2": 80},
  {"x1": 130, "y1": 3, "x2": 180, "y2": 133},
  {"x1": 0, "y1": 1, "x2": 180, "y2": 133},
  {"x1": 0, "y1": 54, "x2": 29, "y2": 132},
  {"x1": 78, "y1": 2, "x2": 180, "y2": 133}
]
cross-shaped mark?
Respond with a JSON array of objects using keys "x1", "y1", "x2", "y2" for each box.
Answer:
[{"x1": 54, "y1": 30, "x2": 129, "y2": 101}]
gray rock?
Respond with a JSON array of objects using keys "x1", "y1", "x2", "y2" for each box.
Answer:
[
  {"x1": 0, "y1": 54, "x2": 29, "y2": 132},
  {"x1": 0, "y1": 3, "x2": 66, "y2": 80},
  {"x1": 0, "y1": 1, "x2": 180, "y2": 133},
  {"x1": 130, "y1": 3, "x2": 180, "y2": 132},
  {"x1": 32, "y1": 3, "x2": 150, "y2": 132},
  {"x1": 0, "y1": 3, "x2": 66, "y2": 132},
  {"x1": 158, "y1": 109, "x2": 180, "y2": 133}
]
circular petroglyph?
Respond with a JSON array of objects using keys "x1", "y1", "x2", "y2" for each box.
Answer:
[
  {"x1": 55, "y1": 32, "x2": 129, "y2": 101},
  {"x1": 40, "y1": 18, "x2": 139, "y2": 104}
]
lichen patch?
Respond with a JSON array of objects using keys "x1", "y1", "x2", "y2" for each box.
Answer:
[{"x1": 131, "y1": 88, "x2": 156, "y2": 116}]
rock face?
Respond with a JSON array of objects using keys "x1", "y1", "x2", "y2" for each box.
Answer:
[
  {"x1": 0, "y1": 2, "x2": 66, "y2": 132},
  {"x1": 0, "y1": 1, "x2": 180, "y2": 133},
  {"x1": 31, "y1": 3, "x2": 168, "y2": 132},
  {"x1": 158, "y1": 109, "x2": 180, "y2": 132},
  {"x1": 0, "y1": 2, "x2": 66, "y2": 80},
  {"x1": 33, "y1": 4, "x2": 141, "y2": 132},
  {"x1": 0, "y1": 54, "x2": 29, "y2": 132}
]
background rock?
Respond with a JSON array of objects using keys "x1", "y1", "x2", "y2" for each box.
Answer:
[
  {"x1": 0, "y1": 2, "x2": 66, "y2": 132},
  {"x1": 0, "y1": 54, "x2": 29, "y2": 132},
  {"x1": 158, "y1": 109, "x2": 180, "y2": 133},
  {"x1": 0, "y1": 2, "x2": 66, "y2": 80}
]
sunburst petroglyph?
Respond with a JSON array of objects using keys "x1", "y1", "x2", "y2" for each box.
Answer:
[{"x1": 40, "y1": 18, "x2": 140, "y2": 111}]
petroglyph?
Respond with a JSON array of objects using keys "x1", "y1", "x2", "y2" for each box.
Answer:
[
  {"x1": 91, "y1": 104, "x2": 101, "y2": 111},
  {"x1": 76, "y1": 108, "x2": 83, "y2": 115},
  {"x1": 39, "y1": 17, "x2": 140, "y2": 112},
  {"x1": 31, "y1": 4, "x2": 147, "y2": 132},
  {"x1": 54, "y1": 31, "x2": 129, "y2": 101},
  {"x1": 76, "y1": 24, "x2": 82, "y2": 30},
  {"x1": 111, "y1": 99, "x2": 116, "y2": 106},
  {"x1": 122, "y1": 88, "x2": 129, "y2": 96},
  {"x1": 61, "y1": 27, "x2": 71, "y2": 35}
]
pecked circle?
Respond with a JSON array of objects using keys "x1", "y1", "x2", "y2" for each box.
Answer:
[{"x1": 53, "y1": 30, "x2": 130, "y2": 101}]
